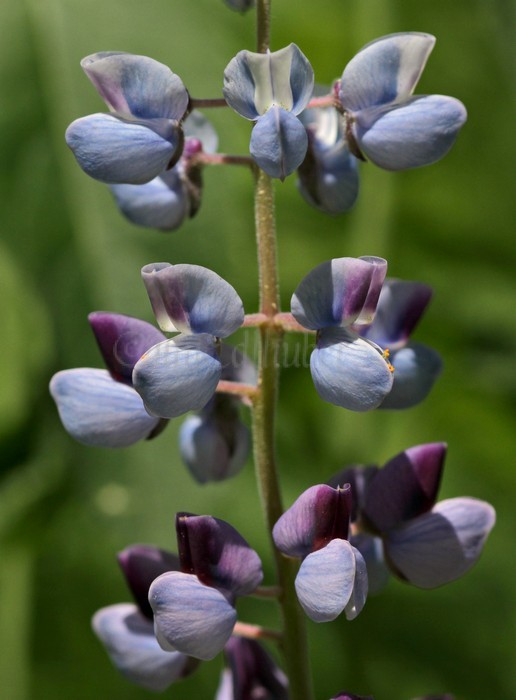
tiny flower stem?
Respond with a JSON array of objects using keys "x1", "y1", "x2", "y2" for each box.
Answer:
[
  {"x1": 192, "y1": 153, "x2": 256, "y2": 168},
  {"x1": 252, "y1": 584, "x2": 282, "y2": 599},
  {"x1": 307, "y1": 94, "x2": 338, "y2": 109},
  {"x1": 189, "y1": 97, "x2": 228, "y2": 109},
  {"x1": 216, "y1": 380, "x2": 259, "y2": 400},
  {"x1": 233, "y1": 621, "x2": 283, "y2": 643},
  {"x1": 243, "y1": 312, "x2": 315, "y2": 334}
]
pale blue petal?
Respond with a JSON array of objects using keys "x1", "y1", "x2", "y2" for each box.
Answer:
[
  {"x1": 149, "y1": 572, "x2": 237, "y2": 660},
  {"x1": 344, "y1": 546, "x2": 368, "y2": 620},
  {"x1": 81, "y1": 52, "x2": 189, "y2": 121},
  {"x1": 65, "y1": 113, "x2": 180, "y2": 184},
  {"x1": 223, "y1": 45, "x2": 313, "y2": 119},
  {"x1": 132, "y1": 335, "x2": 221, "y2": 419},
  {"x1": 250, "y1": 108, "x2": 308, "y2": 180},
  {"x1": 385, "y1": 497, "x2": 496, "y2": 588},
  {"x1": 354, "y1": 95, "x2": 467, "y2": 170},
  {"x1": 109, "y1": 169, "x2": 189, "y2": 231},
  {"x1": 339, "y1": 33, "x2": 435, "y2": 112},
  {"x1": 183, "y1": 111, "x2": 219, "y2": 154},
  {"x1": 49, "y1": 368, "x2": 159, "y2": 447},
  {"x1": 291, "y1": 257, "x2": 382, "y2": 330},
  {"x1": 295, "y1": 540, "x2": 356, "y2": 622},
  {"x1": 141, "y1": 263, "x2": 244, "y2": 336},
  {"x1": 351, "y1": 533, "x2": 390, "y2": 595},
  {"x1": 379, "y1": 343, "x2": 442, "y2": 409},
  {"x1": 311, "y1": 328, "x2": 394, "y2": 411},
  {"x1": 92, "y1": 604, "x2": 190, "y2": 692}
]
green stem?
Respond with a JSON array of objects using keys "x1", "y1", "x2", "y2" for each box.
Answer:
[
  {"x1": 256, "y1": 0, "x2": 272, "y2": 53},
  {"x1": 252, "y1": 169, "x2": 314, "y2": 700}
]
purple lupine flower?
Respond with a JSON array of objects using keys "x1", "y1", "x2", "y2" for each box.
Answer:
[
  {"x1": 109, "y1": 111, "x2": 218, "y2": 231},
  {"x1": 273, "y1": 484, "x2": 368, "y2": 622},
  {"x1": 149, "y1": 514, "x2": 263, "y2": 660},
  {"x1": 357, "y1": 279, "x2": 442, "y2": 409},
  {"x1": 291, "y1": 256, "x2": 394, "y2": 411},
  {"x1": 330, "y1": 443, "x2": 495, "y2": 590},
  {"x1": 179, "y1": 345, "x2": 256, "y2": 483},
  {"x1": 132, "y1": 263, "x2": 245, "y2": 419},
  {"x1": 49, "y1": 313, "x2": 166, "y2": 447},
  {"x1": 92, "y1": 544, "x2": 198, "y2": 691},
  {"x1": 223, "y1": 44, "x2": 314, "y2": 179},
  {"x1": 66, "y1": 52, "x2": 189, "y2": 184},
  {"x1": 297, "y1": 96, "x2": 359, "y2": 214},
  {"x1": 216, "y1": 637, "x2": 288, "y2": 700},
  {"x1": 338, "y1": 33, "x2": 467, "y2": 170}
]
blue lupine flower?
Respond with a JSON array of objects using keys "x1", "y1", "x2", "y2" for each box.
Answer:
[
  {"x1": 223, "y1": 44, "x2": 314, "y2": 179},
  {"x1": 133, "y1": 262, "x2": 244, "y2": 419},
  {"x1": 92, "y1": 545, "x2": 198, "y2": 692},
  {"x1": 291, "y1": 256, "x2": 394, "y2": 411},
  {"x1": 357, "y1": 279, "x2": 443, "y2": 408},
  {"x1": 109, "y1": 111, "x2": 218, "y2": 231},
  {"x1": 216, "y1": 637, "x2": 288, "y2": 700},
  {"x1": 50, "y1": 313, "x2": 166, "y2": 447},
  {"x1": 149, "y1": 514, "x2": 263, "y2": 660},
  {"x1": 297, "y1": 98, "x2": 359, "y2": 214},
  {"x1": 329, "y1": 443, "x2": 496, "y2": 590},
  {"x1": 273, "y1": 484, "x2": 368, "y2": 622},
  {"x1": 179, "y1": 345, "x2": 255, "y2": 483},
  {"x1": 66, "y1": 52, "x2": 189, "y2": 184},
  {"x1": 338, "y1": 33, "x2": 467, "y2": 170}
]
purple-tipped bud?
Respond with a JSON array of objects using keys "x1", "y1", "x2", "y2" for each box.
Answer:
[
  {"x1": 117, "y1": 545, "x2": 180, "y2": 619},
  {"x1": 273, "y1": 484, "x2": 352, "y2": 559},
  {"x1": 328, "y1": 465, "x2": 379, "y2": 522},
  {"x1": 176, "y1": 514, "x2": 263, "y2": 600},
  {"x1": 89, "y1": 312, "x2": 165, "y2": 383},
  {"x1": 216, "y1": 637, "x2": 288, "y2": 700},
  {"x1": 363, "y1": 443, "x2": 446, "y2": 532}
]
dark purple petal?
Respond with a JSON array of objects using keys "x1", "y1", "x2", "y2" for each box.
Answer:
[
  {"x1": 89, "y1": 312, "x2": 165, "y2": 383},
  {"x1": 359, "y1": 278, "x2": 433, "y2": 348},
  {"x1": 117, "y1": 545, "x2": 180, "y2": 619},
  {"x1": 350, "y1": 533, "x2": 390, "y2": 595},
  {"x1": 363, "y1": 443, "x2": 446, "y2": 532},
  {"x1": 328, "y1": 465, "x2": 379, "y2": 522},
  {"x1": 217, "y1": 637, "x2": 288, "y2": 700},
  {"x1": 331, "y1": 692, "x2": 374, "y2": 700},
  {"x1": 385, "y1": 497, "x2": 496, "y2": 588},
  {"x1": 272, "y1": 484, "x2": 351, "y2": 559},
  {"x1": 352, "y1": 256, "x2": 388, "y2": 325},
  {"x1": 176, "y1": 514, "x2": 263, "y2": 600}
]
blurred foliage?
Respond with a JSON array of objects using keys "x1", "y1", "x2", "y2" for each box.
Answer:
[{"x1": 0, "y1": 1, "x2": 515, "y2": 699}]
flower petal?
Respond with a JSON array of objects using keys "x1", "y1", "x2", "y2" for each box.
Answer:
[
  {"x1": 141, "y1": 263, "x2": 244, "y2": 336},
  {"x1": 49, "y1": 368, "x2": 159, "y2": 447},
  {"x1": 295, "y1": 539, "x2": 358, "y2": 622},
  {"x1": 364, "y1": 442, "x2": 446, "y2": 532},
  {"x1": 179, "y1": 403, "x2": 251, "y2": 483},
  {"x1": 218, "y1": 637, "x2": 289, "y2": 700},
  {"x1": 176, "y1": 513, "x2": 263, "y2": 599},
  {"x1": 81, "y1": 52, "x2": 189, "y2": 121},
  {"x1": 311, "y1": 328, "x2": 394, "y2": 411},
  {"x1": 344, "y1": 546, "x2": 368, "y2": 620},
  {"x1": 149, "y1": 572, "x2": 237, "y2": 660},
  {"x1": 118, "y1": 545, "x2": 180, "y2": 619},
  {"x1": 92, "y1": 604, "x2": 192, "y2": 692},
  {"x1": 88, "y1": 312, "x2": 166, "y2": 383},
  {"x1": 327, "y1": 465, "x2": 379, "y2": 522},
  {"x1": 109, "y1": 168, "x2": 190, "y2": 231},
  {"x1": 65, "y1": 113, "x2": 181, "y2": 184},
  {"x1": 183, "y1": 110, "x2": 219, "y2": 154},
  {"x1": 339, "y1": 33, "x2": 436, "y2": 112},
  {"x1": 354, "y1": 95, "x2": 467, "y2": 171},
  {"x1": 132, "y1": 334, "x2": 221, "y2": 419},
  {"x1": 223, "y1": 44, "x2": 313, "y2": 119},
  {"x1": 250, "y1": 107, "x2": 308, "y2": 180},
  {"x1": 272, "y1": 484, "x2": 351, "y2": 559},
  {"x1": 385, "y1": 497, "x2": 496, "y2": 588},
  {"x1": 359, "y1": 279, "x2": 433, "y2": 348},
  {"x1": 379, "y1": 343, "x2": 442, "y2": 409},
  {"x1": 351, "y1": 533, "x2": 390, "y2": 595},
  {"x1": 291, "y1": 257, "x2": 385, "y2": 331}
]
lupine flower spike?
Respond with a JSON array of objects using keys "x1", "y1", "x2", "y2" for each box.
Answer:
[
  {"x1": 223, "y1": 44, "x2": 314, "y2": 179},
  {"x1": 66, "y1": 52, "x2": 189, "y2": 183}
]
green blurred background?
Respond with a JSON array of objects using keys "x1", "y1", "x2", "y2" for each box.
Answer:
[{"x1": 1, "y1": 0, "x2": 514, "y2": 698}]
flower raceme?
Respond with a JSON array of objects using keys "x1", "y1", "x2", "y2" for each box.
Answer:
[
  {"x1": 65, "y1": 52, "x2": 189, "y2": 184},
  {"x1": 329, "y1": 443, "x2": 496, "y2": 590}
]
